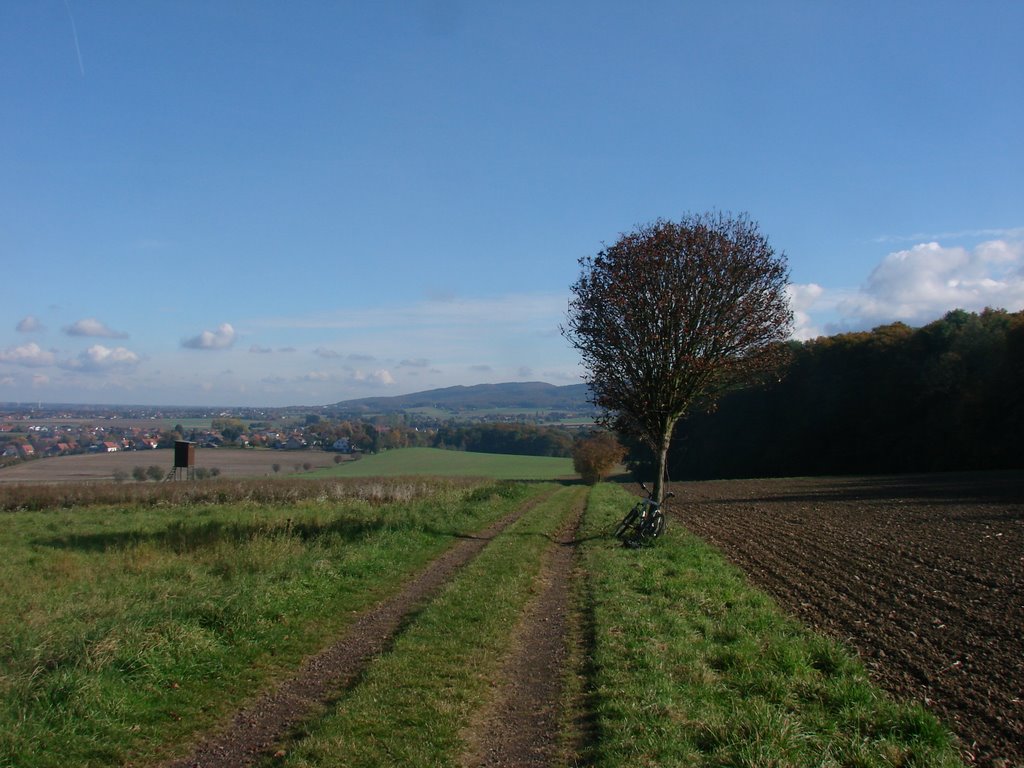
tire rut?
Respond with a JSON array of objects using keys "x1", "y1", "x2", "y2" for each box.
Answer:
[
  {"x1": 163, "y1": 490, "x2": 554, "y2": 768},
  {"x1": 457, "y1": 487, "x2": 587, "y2": 768}
]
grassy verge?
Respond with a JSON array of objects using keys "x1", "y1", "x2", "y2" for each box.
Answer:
[
  {"x1": 274, "y1": 484, "x2": 586, "y2": 767},
  {"x1": 578, "y1": 483, "x2": 963, "y2": 767},
  {"x1": 309, "y1": 446, "x2": 575, "y2": 480},
  {"x1": 0, "y1": 479, "x2": 536, "y2": 768}
]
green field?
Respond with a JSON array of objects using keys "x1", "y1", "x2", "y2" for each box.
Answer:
[
  {"x1": 313, "y1": 446, "x2": 576, "y2": 479},
  {"x1": 0, "y1": 479, "x2": 962, "y2": 767}
]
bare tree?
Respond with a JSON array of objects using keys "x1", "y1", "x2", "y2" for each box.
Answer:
[{"x1": 562, "y1": 212, "x2": 793, "y2": 503}]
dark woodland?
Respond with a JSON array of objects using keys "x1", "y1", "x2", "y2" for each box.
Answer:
[{"x1": 635, "y1": 308, "x2": 1024, "y2": 480}]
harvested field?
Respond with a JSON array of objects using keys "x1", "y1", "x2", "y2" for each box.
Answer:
[
  {"x1": 677, "y1": 472, "x2": 1023, "y2": 767},
  {"x1": 0, "y1": 448, "x2": 341, "y2": 484}
]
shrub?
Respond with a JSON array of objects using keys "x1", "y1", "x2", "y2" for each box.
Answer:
[{"x1": 572, "y1": 432, "x2": 626, "y2": 485}]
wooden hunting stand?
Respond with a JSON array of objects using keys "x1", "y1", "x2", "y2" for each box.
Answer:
[{"x1": 168, "y1": 440, "x2": 196, "y2": 481}]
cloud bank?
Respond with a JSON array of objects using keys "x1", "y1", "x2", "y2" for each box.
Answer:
[{"x1": 791, "y1": 238, "x2": 1024, "y2": 339}]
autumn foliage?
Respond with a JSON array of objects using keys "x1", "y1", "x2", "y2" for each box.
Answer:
[
  {"x1": 572, "y1": 431, "x2": 626, "y2": 485},
  {"x1": 563, "y1": 212, "x2": 793, "y2": 501}
]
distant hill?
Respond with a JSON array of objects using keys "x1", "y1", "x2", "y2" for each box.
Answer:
[{"x1": 330, "y1": 382, "x2": 593, "y2": 415}]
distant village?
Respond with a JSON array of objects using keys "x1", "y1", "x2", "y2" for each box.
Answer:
[
  {"x1": 0, "y1": 405, "x2": 349, "y2": 465},
  {"x1": 0, "y1": 398, "x2": 586, "y2": 467}
]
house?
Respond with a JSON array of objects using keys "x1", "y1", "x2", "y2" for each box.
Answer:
[
  {"x1": 331, "y1": 438, "x2": 352, "y2": 453},
  {"x1": 18, "y1": 444, "x2": 35, "y2": 458},
  {"x1": 101, "y1": 442, "x2": 119, "y2": 452}
]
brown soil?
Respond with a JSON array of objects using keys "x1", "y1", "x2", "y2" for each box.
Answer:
[
  {"x1": 0, "y1": 448, "x2": 340, "y2": 484},
  {"x1": 676, "y1": 472, "x2": 1023, "y2": 768},
  {"x1": 163, "y1": 491, "x2": 552, "y2": 768},
  {"x1": 458, "y1": 489, "x2": 586, "y2": 768}
]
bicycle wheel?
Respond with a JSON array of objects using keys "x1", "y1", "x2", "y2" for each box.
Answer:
[
  {"x1": 638, "y1": 512, "x2": 663, "y2": 540},
  {"x1": 614, "y1": 507, "x2": 641, "y2": 539},
  {"x1": 646, "y1": 510, "x2": 665, "y2": 539}
]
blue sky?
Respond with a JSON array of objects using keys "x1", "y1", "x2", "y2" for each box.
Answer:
[{"x1": 2, "y1": 1, "x2": 1022, "y2": 407}]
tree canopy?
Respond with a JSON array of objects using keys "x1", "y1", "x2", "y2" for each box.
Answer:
[{"x1": 563, "y1": 212, "x2": 793, "y2": 500}]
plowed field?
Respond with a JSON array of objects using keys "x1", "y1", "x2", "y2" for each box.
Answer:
[{"x1": 678, "y1": 472, "x2": 1023, "y2": 767}]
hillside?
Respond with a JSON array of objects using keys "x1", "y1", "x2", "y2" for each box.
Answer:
[{"x1": 329, "y1": 381, "x2": 593, "y2": 415}]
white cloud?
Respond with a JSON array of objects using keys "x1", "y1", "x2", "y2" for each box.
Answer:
[
  {"x1": 0, "y1": 342, "x2": 56, "y2": 367},
  {"x1": 352, "y1": 369, "x2": 395, "y2": 386},
  {"x1": 792, "y1": 238, "x2": 1024, "y2": 337},
  {"x1": 786, "y1": 283, "x2": 826, "y2": 340},
  {"x1": 182, "y1": 323, "x2": 237, "y2": 350},
  {"x1": 16, "y1": 316, "x2": 44, "y2": 333},
  {"x1": 64, "y1": 318, "x2": 129, "y2": 338},
  {"x1": 839, "y1": 240, "x2": 1024, "y2": 325},
  {"x1": 63, "y1": 345, "x2": 142, "y2": 372}
]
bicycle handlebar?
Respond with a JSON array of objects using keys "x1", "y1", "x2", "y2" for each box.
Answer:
[{"x1": 638, "y1": 482, "x2": 675, "y2": 502}]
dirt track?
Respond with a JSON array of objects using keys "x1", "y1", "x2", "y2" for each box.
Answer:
[
  {"x1": 677, "y1": 472, "x2": 1023, "y2": 768},
  {"x1": 458, "y1": 494, "x2": 585, "y2": 767},
  {"x1": 164, "y1": 492, "x2": 553, "y2": 768}
]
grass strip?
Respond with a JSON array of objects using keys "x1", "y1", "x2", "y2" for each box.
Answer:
[
  {"x1": 274, "y1": 484, "x2": 586, "y2": 768},
  {"x1": 0, "y1": 480, "x2": 536, "y2": 768},
  {"x1": 578, "y1": 483, "x2": 964, "y2": 767}
]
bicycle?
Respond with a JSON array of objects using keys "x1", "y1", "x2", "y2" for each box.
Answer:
[{"x1": 613, "y1": 482, "x2": 674, "y2": 546}]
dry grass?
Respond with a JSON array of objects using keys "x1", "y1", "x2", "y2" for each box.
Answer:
[
  {"x1": 0, "y1": 447, "x2": 342, "y2": 485},
  {"x1": 0, "y1": 475, "x2": 481, "y2": 512}
]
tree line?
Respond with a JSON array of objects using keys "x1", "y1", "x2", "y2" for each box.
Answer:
[
  {"x1": 432, "y1": 423, "x2": 574, "y2": 457},
  {"x1": 304, "y1": 419, "x2": 576, "y2": 458},
  {"x1": 647, "y1": 308, "x2": 1024, "y2": 480}
]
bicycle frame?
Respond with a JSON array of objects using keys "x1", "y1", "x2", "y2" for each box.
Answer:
[{"x1": 614, "y1": 482, "x2": 673, "y2": 546}]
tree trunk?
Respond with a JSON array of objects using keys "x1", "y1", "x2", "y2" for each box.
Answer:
[{"x1": 652, "y1": 423, "x2": 674, "y2": 504}]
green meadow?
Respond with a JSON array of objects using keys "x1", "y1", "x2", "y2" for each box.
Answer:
[
  {"x1": 312, "y1": 446, "x2": 576, "y2": 480},
  {"x1": 0, "y1": 476, "x2": 963, "y2": 767}
]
